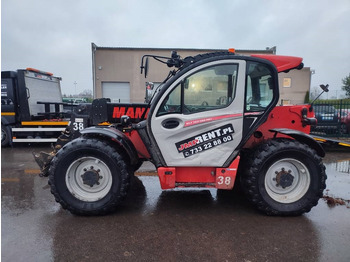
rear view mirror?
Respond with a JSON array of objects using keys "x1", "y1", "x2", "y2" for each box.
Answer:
[
  {"x1": 144, "y1": 57, "x2": 149, "y2": 78},
  {"x1": 320, "y1": 84, "x2": 329, "y2": 92},
  {"x1": 140, "y1": 56, "x2": 150, "y2": 78},
  {"x1": 310, "y1": 84, "x2": 330, "y2": 110}
]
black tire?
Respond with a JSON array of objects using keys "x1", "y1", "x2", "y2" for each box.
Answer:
[
  {"x1": 241, "y1": 139, "x2": 326, "y2": 216},
  {"x1": 49, "y1": 138, "x2": 131, "y2": 215},
  {"x1": 1, "y1": 125, "x2": 11, "y2": 147}
]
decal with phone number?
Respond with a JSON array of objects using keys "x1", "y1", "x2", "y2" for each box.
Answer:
[{"x1": 175, "y1": 124, "x2": 234, "y2": 158}]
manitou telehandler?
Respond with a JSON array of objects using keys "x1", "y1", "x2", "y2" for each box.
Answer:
[{"x1": 35, "y1": 50, "x2": 326, "y2": 216}]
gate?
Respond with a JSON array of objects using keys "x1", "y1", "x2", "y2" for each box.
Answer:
[{"x1": 310, "y1": 100, "x2": 350, "y2": 137}]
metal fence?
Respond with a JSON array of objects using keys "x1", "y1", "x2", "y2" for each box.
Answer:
[{"x1": 310, "y1": 100, "x2": 350, "y2": 137}]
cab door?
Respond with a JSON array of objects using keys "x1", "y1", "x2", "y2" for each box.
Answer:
[{"x1": 149, "y1": 60, "x2": 246, "y2": 167}]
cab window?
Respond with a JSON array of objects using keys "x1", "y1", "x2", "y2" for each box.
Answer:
[
  {"x1": 157, "y1": 64, "x2": 238, "y2": 116},
  {"x1": 245, "y1": 62, "x2": 274, "y2": 112}
]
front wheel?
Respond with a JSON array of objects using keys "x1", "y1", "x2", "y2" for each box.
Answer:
[
  {"x1": 241, "y1": 139, "x2": 326, "y2": 216},
  {"x1": 49, "y1": 138, "x2": 131, "y2": 215}
]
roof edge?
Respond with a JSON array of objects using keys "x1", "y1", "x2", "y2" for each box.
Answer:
[{"x1": 91, "y1": 43, "x2": 276, "y2": 54}]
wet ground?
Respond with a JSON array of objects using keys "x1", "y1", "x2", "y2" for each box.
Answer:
[{"x1": 1, "y1": 145, "x2": 350, "y2": 262}]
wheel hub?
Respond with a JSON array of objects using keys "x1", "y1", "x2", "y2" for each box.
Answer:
[
  {"x1": 66, "y1": 156, "x2": 112, "y2": 202},
  {"x1": 81, "y1": 167, "x2": 101, "y2": 187},
  {"x1": 274, "y1": 168, "x2": 294, "y2": 189},
  {"x1": 265, "y1": 158, "x2": 311, "y2": 204}
]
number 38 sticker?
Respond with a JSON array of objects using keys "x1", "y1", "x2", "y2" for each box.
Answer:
[
  {"x1": 216, "y1": 174, "x2": 234, "y2": 189},
  {"x1": 217, "y1": 176, "x2": 231, "y2": 185},
  {"x1": 71, "y1": 118, "x2": 86, "y2": 131}
]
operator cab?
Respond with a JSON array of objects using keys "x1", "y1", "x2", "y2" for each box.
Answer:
[{"x1": 141, "y1": 51, "x2": 279, "y2": 167}]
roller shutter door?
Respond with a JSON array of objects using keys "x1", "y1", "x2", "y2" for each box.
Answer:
[{"x1": 102, "y1": 82, "x2": 130, "y2": 103}]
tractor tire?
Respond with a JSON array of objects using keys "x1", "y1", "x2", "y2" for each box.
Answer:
[
  {"x1": 49, "y1": 138, "x2": 131, "y2": 216},
  {"x1": 241, "y1": 139, "x2": 326, "y2": 216},
  {"x1": 1, "y1": 125, "x2": 11, "y2": 147}
]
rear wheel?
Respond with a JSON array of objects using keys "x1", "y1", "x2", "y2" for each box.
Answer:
[
  {"x1": 49, "y1": 138, "x2": 131, "y2": 215},
  {"x1": 241, "y1": 139, "x2": 326, "y2": 216}
]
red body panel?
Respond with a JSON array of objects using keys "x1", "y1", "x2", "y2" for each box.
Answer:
[
  {"x1": 157, "y1": 167, "x2": 176, "y2": 189},
  {"x1": 176, "y1": 167, "x2": 216, "y2": 183},
  {"x1": 215, "y1": 156, "x2": 240, "y2": 189},
  {"x1": 251, "y1": 54, "x2": 303, "y2": 72},
  {"x1": 244, "y1": 105, "x2": 313, "y2": 149},
  {"x1": 157, "y1": 157, "x2": 240, "y2": 190},
  {"x1": 125, "y1": 130, "x2": 151, "y2": 159}
]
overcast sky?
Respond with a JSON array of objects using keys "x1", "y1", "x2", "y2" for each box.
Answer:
[{"x1": 2, "y1": 0, "x2": 350, "y2": 99}]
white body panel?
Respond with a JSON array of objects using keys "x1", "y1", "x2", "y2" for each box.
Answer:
[{"x1": 151, "y1": 60, "x2": 246, "y2": 167}]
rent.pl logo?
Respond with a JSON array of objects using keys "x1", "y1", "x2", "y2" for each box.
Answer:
[{"x1": 176, "y1": 124, "x2": 234, "y2": 155}]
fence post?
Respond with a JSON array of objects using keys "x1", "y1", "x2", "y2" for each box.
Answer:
[{"x1": 339, "y1": 99, "x2": 343, "y2": 136}]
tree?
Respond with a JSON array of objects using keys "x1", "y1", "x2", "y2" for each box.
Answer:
[
  {"x1": 79, "y1": 89, "x2": 93, "y2": 98},
  {"x1": 342, "y1": 73, "x2": 350, "y2": 97}
]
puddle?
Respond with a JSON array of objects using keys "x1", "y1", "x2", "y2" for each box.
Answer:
[
  {"x1": 327, "y1": 158, "x2": 350, "y2": 174},
  {"x1": 322, "y1": 153, "x2": 350, "y2": 208}
]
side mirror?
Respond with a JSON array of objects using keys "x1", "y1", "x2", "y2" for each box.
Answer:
[
  {"x1": 140, "y1": 56, "x2": 149, "y2": 78},
  {"x1": 320, "y1": 84, "x2": 329, "y2": 92},
  {"x1": 310, "y1": 84, "x2": 330, "y2": 111},
  {"x1": 144, "y1": 57, "x2": 149, "y2": 78}
]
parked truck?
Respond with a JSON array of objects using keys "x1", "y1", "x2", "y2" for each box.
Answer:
[
  {"x1": 35, "y1": 50, "x2": 326, "y2": 216},
  {"x1": 1, "y1": 68, "x2": 69, "y2": 146}
]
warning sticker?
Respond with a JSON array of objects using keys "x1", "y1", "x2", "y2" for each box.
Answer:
[{"x1": 175, "y1": 124, "x2": 234, "y2": 158}]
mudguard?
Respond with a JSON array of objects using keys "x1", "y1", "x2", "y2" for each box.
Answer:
[
  {"x1": 270, "y1": 128, "x2": 325, "y2": 157},
  {"x1": 80, "y1": 126, "x2": 139, "y2": 165}
]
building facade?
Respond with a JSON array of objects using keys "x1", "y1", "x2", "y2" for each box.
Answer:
[{"x1": 92, "y1": 44, "x2": 310, "y2": 105}]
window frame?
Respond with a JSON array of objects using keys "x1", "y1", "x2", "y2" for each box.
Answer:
[
  {"x1": 156, "y1": 63, "x2": 239, "y2": 116},
  {"x1": 244, "y1": 61, "x2": 276, "y2": 112}
]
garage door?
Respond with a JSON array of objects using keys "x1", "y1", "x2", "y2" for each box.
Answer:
[{"x1": 102, "y1": 82, "x2": 130, "y2": 103}]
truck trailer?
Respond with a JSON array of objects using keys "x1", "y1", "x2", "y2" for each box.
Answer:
[{"x1": 1, "y1": 68, "x2": 69, "y2": 146}]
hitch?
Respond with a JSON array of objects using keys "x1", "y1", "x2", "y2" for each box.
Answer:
[
  {"x1": 33, "y1": 127, "x2": 76, "y2": 177},
  {"x1": 33, "y1": 151, "x2": 54, "y2": 177}
]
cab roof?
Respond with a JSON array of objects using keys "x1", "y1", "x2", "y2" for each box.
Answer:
[{"x1": 251, "y1": 54, "x2": 303, "y2": 72}]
